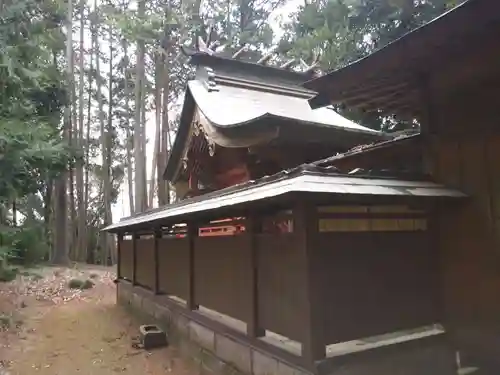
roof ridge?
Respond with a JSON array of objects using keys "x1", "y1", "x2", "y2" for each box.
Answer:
[{"x1": 211, "y1": 73, "x2": 315, "y2": 98}]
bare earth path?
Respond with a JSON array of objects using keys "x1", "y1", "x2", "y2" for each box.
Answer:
[{"x1": 0, "y1": 265, "x2": 195, "y2": 375}]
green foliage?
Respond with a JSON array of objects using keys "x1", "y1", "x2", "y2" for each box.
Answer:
[
  {"x1": 279, "y1": 0, "x2": 463, "y2": 131},
  {"x1": 0, "y1": 122, "x2": 72, "y2": 200},
  {"x1": 68, "y1": 278, "x2": 84, "y2": 289},
  {"x1": 0, "y1": 314, "x2": 12, "y2": 329},
  {"x1": 0, "y1": 222, "x2": 49, "y2": 269},
  {"x1": 0, "y1": 0, "x2": 72, "y2": 271},
  {"x1": 0, "y1": 266, "x2": 19, "y2": 282},
  {"x1": 68, "y1": 278, "x2": 94, "y2": 290},
  {"x1": 8, "y1": 225, "x2": 50, "y2": 266}
]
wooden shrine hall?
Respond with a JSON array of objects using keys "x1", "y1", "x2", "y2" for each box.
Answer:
[
  {"x1": 305, "y1": 0, "x2": 500, "y2": 372},
  {"x1": 102, "y1": 22, "x2": 477, "y2": 375},
  {"x1": 106, "y1": 164, "x2": 466, "y2": 375},
  {"x1": 164, "y1": 45, "x2": 388, "y2": 200}
]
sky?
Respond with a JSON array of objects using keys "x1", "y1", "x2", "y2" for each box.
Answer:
[{"x1": 111, "y1": 0, "x2": 301, "y2": 222}]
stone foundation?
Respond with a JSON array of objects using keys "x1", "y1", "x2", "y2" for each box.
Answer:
[{"x1": 117, "y1": 281, "x2": 457, "y2": 375}]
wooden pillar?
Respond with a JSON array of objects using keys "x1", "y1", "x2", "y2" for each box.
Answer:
[
  {"x1": 294, "y1": 201, "x2": 325, "y2": 363},
  {"x1": 154, "y1": 229, "x2": 161, "y2": 294},
  {"x1": 187, "y1": 222, "x2": 199, "y2": 310},
  {"x1": 117, "y1": 232, "x2": 123, "y2": 279},
  {"x1": 246, "y1": 213, "x2": 265, "y2": 338},
  {"x1": 132, "y1": 232, "x2": 138, "y2": 286},
  {"x1": 418, "y1": 73, "x2": 438, "y2": 177}
]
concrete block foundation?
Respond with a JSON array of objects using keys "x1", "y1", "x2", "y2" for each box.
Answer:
[{"x1": 117, "y1": 281, "x2": 457, "y2": 375}]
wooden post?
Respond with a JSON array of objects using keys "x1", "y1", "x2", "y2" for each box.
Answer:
[
  {"x1": 117, "y1": 232, "x2": 123, "y2": 279},
  {"x1": 187, "y1": 222, "x2": 199, "y2": 310},
  {"x1": 294, "y1": 201, "x2": 325, "y2": 363},
  {"x1": 132, "y1": 232, "x2": 138, "y2": 286},
  {"x1": 246, "y1": 213, "x2": 265, "y2": 338},
  {"x1": 418, "y1": 73, "x2": 438, "y2": 177},
  {"x1": 154, "y1": 229, "x2": 161, "y2": 294}
]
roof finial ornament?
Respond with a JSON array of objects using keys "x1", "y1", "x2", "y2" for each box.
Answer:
[
  {"x1": 301, "y1": 51, "x2": 321, "y2": 73},
  {"x1": 197, "y1": 36, "x2": 215, "y2": 55},
  {"x1": 280, "y1": 58, "x2": 296, "y2": 69},
  {"x1": 257, "y1": 47, "x2": 276, "y2": 65},
  {"x1": 232, "y1": 44, "x2": 248, "y2": 59}
]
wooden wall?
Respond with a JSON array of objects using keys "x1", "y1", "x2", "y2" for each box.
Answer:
[
  {"x1": 257, "y1": 234, "x2": 304, "y2": 341},
  {"x1": 193, "y1": 236, "x2": 253, "y2": 323},
  {"x1": 136, "y1": 238, "x2": 155, "y2": 289},
  {"x1": 158, "y1": 237, "x2": 190, "y2": 299},
  {"x1": 119, "y1": 239, "x2": 133, "y2": 281},
  {"x1": 429, "y1": 130, "x2": 500, "y2": 366},
  {"x1": 317, "y1": 230, "x2": 438, "y2": 344},
  {"x1": 117, "y1": 204, "x2": 443, "y2": 365}
]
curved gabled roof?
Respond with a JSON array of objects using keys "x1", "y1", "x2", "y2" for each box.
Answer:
[
  {"x1": 163, "y1": 51, "x2": 390, "y2": 182},
  {"x1": 188, "y1": 79, "x2": 380, "y2": 134}
]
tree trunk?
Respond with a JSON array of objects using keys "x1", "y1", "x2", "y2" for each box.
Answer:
[
  {"x1": 94, "y1": 0, "x2": 107, "y2": 265},
  {"x1": 43, "y1": 180, "x2": 53, "y2": 256},
  {"x1": 52, "y1": 0, "x2": 72, "y2": 265},
  {"x1": 158, "y1": 27, "x2": 170, "y2": 206},
  {"x1": 76, "y1": 0, "x2": 87, "y2": 262},
  {"x1": 12, "y1": 200, "x2": 17, "y2": 227},
  {"x1": 141, "y1": 100, "x2": 148, "y2": 209},
  {"x1": 104, "y1": 23, "x2": 115, "y2": 265},
  {"x1": 134, "y1": 0, "x2": 147, "y2": 213},
  {"x1": 149, "y1": 52, "x2": 162, "y2": 208},
  {"x1": 84, "y1": 20, "x2": 93, "y2": 244},
  {"x1": 122, "y1": 38, "x2": 135, "y2": 215},
  {"x1": 69, "y1": 42, "x2": 78, "y2": 260}
]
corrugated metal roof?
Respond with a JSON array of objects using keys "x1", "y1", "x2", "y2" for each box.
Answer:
[{"x1": 104, "y1": 165, "x2": 466, "y2": 233}]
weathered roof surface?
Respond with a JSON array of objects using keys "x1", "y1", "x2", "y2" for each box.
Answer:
[
  {"x1": 188, "y1": 79, "x2": 379, "y2": 133},
  {"x1": 105, "y1": 164, "x2": 465, "y2": 233},
  {"x1": 164, "y1": 50, "x2": 390, "y2": 181},
  {"x1": 304, "y1": 0, "x2": 500, "y2": 116},
  {"x1": 313, "y1": 133, "x2": 421, "y2": 168}
]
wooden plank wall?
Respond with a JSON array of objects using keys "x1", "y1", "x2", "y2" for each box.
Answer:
[
  {"x1": 193, "y1": 236, "x2": 253, "y2": 323},
  {"x1": 257, "y1": 234, "x2": 304, "y2": 341},
  {"x1": 119, "y1": 239, "x2": 133, "y2": 281},
  {"x1": 158, "y1": 237, "x2": 190, "y2": 300},
  {"x1": 135, "y1": 238, "x2": 155, "y2": 289},
  {"x1": 317, "y1": 231, "x2": 438, "y2": 344},
  {"x1": 431, "y1": 133, "x2": 500, "y2": 363}
]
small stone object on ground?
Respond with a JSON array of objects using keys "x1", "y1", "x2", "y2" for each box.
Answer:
[{"x1": 138, "y1": 325, "x2": 168, "y2": 350}]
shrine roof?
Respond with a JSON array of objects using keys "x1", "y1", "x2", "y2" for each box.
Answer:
[
  {"x1": 164, "y1": 48, "x2": 390, "y2": 181},
  {"x1": 105, "y1": 163, "x2": 465, "y2": 233}
]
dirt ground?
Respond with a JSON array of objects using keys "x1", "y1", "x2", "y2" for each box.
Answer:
[{"x1": 0, "y1": 265, "x2": 196, "y2": 375}]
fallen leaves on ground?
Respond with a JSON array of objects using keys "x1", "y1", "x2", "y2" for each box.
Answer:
[{"x1": 0, "y1": 264, "x2": 196, "y2": 375}]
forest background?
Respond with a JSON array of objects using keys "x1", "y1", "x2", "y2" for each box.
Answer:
[{"x1": 0, "y1": 0, "x2": 461, "y2": 275}]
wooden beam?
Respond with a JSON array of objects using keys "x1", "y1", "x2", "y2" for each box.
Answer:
[
  {"x1": 117, "y1": 232, "x2": 123, "y2": 279},
  {"x1": 154, "y1": 229, "x2": 160, "y2": 294},
  {"x1": 187, "y1": 222, "x2": 199, "y2": 310},
  {"x1": 294, "y1": 201, "x2": 325, "y2": 363},
  {"x1": 360, "y1": 95, "x2": 420, "y2": 117},
  {"x1": 344, "y1": 83, "x2": 414, "y2": 109},
  {"x1": 132, "y1": 232, "x2": 138, "y2": 286},
  {"x1": 246, "y1": 213, "x2": 265, "y2": 338}
]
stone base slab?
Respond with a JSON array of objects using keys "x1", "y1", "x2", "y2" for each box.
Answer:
[{"x1": 117, "y1": 281, "x2": 457, "y2": 375}]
